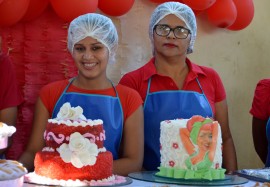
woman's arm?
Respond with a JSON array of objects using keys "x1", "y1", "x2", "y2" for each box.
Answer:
[
  {"x1": 215, "y1": 99, "x2": 238, "y2": 173},
  {"x1": 180, "y1": 128, "x2": 194, "y2": 155},
  {"x1": 0, "y1": 107, "x2": 17, "y2": 126},
  {"x1": 113, "y1": 106, "x2": 144, "y2": 176},
  {"x1": 19, "y1": 98, "x2": 49, "y2": 171},
  {"x1": 252, "y1": 117, "x2": 268, "y2": 164}
]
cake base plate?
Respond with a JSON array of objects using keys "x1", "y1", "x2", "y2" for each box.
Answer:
[
  {"x1": 24, "y1": 172, "x2": 132, "y2": 186},
  {"x1": 128, "y1": 171, "x2": 249, "y2": 186}
]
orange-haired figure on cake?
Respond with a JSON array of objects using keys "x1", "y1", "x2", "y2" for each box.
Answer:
[
  {"x1": 180, "y1": 115, "x2": 224, "y2": 179},
  {"x1": 181, "y1": 116, "x2": 218, "y2": 167},
  {"x1": 19, "y1": 12, "x2": 144, "y2": 184}
]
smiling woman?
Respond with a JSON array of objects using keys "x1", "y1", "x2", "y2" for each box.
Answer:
[
  {"x1": 72, "y1": 37, "x2": 110, "y2": 84},
  {"x1": 19, "y1": 13, "x2": 144, "y2": 178}
]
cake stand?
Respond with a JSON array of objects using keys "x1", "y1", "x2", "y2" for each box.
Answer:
[
  {"x1": 128, "y1": 170, "x2": 249, "y2": 186},
  {"x1": 24, "y1": 173, "x2": 132, "y2": 187}
]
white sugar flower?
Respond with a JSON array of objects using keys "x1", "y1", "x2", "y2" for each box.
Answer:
[
  {"x1": 57, "y1": 132, "x2": 98, "y2": 168},
  {"x1": 57, "y1": 103, "x2": 72, "y2": 119},
  {"x1": 56, "y1": 102, "x2": 86, "y2": 121},
  {"x1": 70, "y1": 106, "x2": 86, "y2": 120}
]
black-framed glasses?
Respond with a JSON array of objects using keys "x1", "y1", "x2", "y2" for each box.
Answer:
[{"x1": 154, "y1": 24, "x2": 191, "y2": 39}]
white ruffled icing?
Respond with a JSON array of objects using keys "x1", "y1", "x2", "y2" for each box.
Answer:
[
  {"x1": 24, "y1": 172, "x2": 120, "y2": 187},
  {"x1": 0, "y1": 160, "x2": 27, "y2": 180},
  {"x1": 51, "y1": 102, "x2": 103, "y2": 126},
  {"x1": 160, "y1": 119, "x2": 189, "y2": 168},
  {"x1": 57, "y1": 132, "x2": 98, "y2": 168},
  {"x1": 98, "y1": 147, "x2": 107, "y2": 153},
  {"x1": 42, "y1": 147, "x2": 55, "y2": 152},
  {"x1": 0, "y1": 122, "x2": 16, "y2": 137},
  {"x1": 42, "y1": 146, "x2": 107, "y2": 154},
  {"x1": 213, "y1": 124, "x2": 223, "y2": 167},
  {"x1": 48, "y1": 119, "x2": 103, "y2": 127},
  {"x1": 160, "y1": 119, "x2": 223, "y2": 169}
]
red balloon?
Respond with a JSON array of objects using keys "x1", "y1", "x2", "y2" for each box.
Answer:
[
  {"x1": 0, "y1": 0, "x2": 4, "y2": 4},
  {"x1": 183, "y1": 0, "x2": 216, "y2": 10},
  {"x1": 22, "y1": 0, "x2": 49, "y2": 22},
  {"x1": 150, "y1": 0, "x2": 183, "y2": 3},
  {"x1": 207, "y1": 0, "x2": 237, "y2": 28},
  {"x1": 50, "y1": 0, "x2": 98, "y2": 22},
  {"x1": 227, "y1": 0, "x2": 254, "y2": 31},
  {"x1": 98, "y1": 0, "x2": 134, "y2": 17},
  {"x1": 193, "y1": 9, "x2": 204, "y2": 16},
  {"x1": 0, "y1": 0, "x2": 30, "y2": 27}
]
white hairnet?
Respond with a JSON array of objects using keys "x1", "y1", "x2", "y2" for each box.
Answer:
[
  {"x1": 68, "y1": 13, "x2": 118, "y2": 63},
  {"x1": 149, "y1": 2, "x2": 197, "y2": 54}
]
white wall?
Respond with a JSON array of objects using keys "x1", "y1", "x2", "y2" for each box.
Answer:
[{"x1": 107, "y1": 0, "x2": 270, "y2": 169}]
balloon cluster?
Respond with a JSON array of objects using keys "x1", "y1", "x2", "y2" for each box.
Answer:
[
  {"x1": 150, "y1": 0, "x2": 255, "y2": 31},
  {"x1": 0, "y1": 0, "x2": 254, "y2": 31},
  {"x1": 0, "y1": 0, "x2": 135, "y2": 27}
]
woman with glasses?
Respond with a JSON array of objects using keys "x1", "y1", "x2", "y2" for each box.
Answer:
[{"x1": 119, "y1": 2, "x2": 237, "y2": 173}]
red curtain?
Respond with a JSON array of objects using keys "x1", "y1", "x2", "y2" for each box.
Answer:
[{"x1": 0, "y1": 6, "x2": 77, "y2": 160}]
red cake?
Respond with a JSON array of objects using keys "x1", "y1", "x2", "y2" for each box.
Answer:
[
  {"x1": 34, "y1": 120, "x2": 113, "y2": 181},
  {"x1": 26, "y1": 102, "x2": 117, "y2": 185}
]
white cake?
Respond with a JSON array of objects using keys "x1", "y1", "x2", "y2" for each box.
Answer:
[{"x1": 156, "y1": 115, "x2": 226, "y2": 180}]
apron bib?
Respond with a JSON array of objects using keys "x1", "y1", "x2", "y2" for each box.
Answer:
[
  {"x1": 143, "y1": 77, "x2": 213, "y2": 170},
  {"x1": 52, "y1": 78, "x2": 123, "y2": 159},
  {"x1": 265, "y1": 117, "x2": 270, "y2": 167}
]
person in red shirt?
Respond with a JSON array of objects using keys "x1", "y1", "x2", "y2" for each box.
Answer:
[
  {"x1": 250, "y1": 79, "x2": 270, "y2": 166},
  {"x1": 0, "y1": 36, "x2": 24, "y2": 158},
  {"x1": 119, "y1": 2, "x2": 237, "y2": 173},
  {"x1": 19, "y1": 13, "x2": 144, "y2": 176}
]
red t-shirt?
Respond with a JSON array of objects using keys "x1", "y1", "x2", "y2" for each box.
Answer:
[
  {"x1": 0, "y1": 53, "x2": 23, "y2": 110},
  {"x1": 39, "y1": 79, "x2": 143, "y2": 122},
  {"x1": 119, "y1": 57, "x2": 226, "y2": 116},
  {"x1": 250, "y1": 79, "x2": 270, "y2": 120}
]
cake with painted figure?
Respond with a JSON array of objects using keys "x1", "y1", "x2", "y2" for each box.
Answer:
[
  {"x1": 156, "y1": 115, "x2": 226, "y2": 180},
  {"x1": 24, "y1": 102, "x2": 126, "y2": 186}
]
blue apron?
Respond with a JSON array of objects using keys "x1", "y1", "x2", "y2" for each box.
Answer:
[
  {"x1": 143, "y1": 77, "x2": 213, "y2": 170},
  {"x1": 52, "y1": 78, "x2": 123, "y2": 159},
  {"x1": 265, "y1": 117, "x2": 270, "y2": 166}
]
